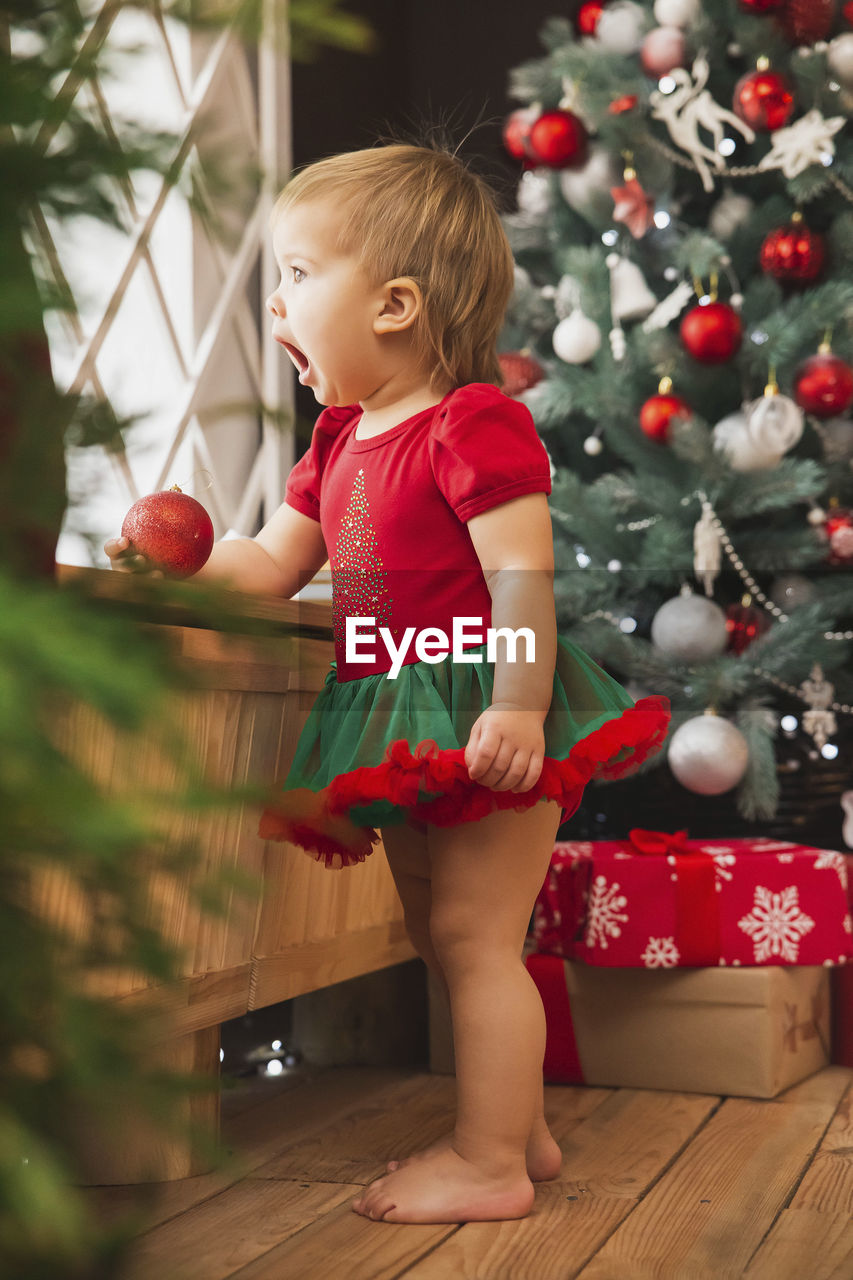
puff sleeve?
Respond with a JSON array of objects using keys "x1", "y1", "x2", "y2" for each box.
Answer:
[
  {"x1": 428, "y1": 383, "x2": 552, "y2": 522},
  {"x1": 284, "y1": 405, "x2": 353, "y2": 522}
]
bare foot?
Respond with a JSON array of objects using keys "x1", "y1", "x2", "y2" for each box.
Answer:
[
  {"x1": 353, "y1": 1145, "x2": 534, "y2": 1224},
  {"x1": 387, "y1": 1122, "x2": 562, "y2": 1183}
]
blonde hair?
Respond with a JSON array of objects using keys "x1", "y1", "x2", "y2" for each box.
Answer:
[{"x1": 273, "y1": 144, "x2": 514, "y2": 389}]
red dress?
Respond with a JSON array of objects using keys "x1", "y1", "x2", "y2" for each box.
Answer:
[{"x1": 259, "y1": 384, "x2": 670, "y2": 867}]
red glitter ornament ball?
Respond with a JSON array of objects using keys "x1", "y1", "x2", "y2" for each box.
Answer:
[
  {"x1": 498, "y1": 350, "x2": 545, "y2": 398},
  {"x1": 121, "y1": 486, "x2": 214, "y2": 578},
  {"x1": 639, "y1": 390, "x2": 692, "y2": 443},
  {"x1": 525, "y1": 109, "x2": 588, "y2": 169},
  {"x1": 733, "y1": 67, "x2": 795, "y2": 132},
  {"x1": 825, "y1": 508, "x2": 853, "y2": 564},
  {"x1": 760, "y1": 219, "x2": 826, "y2": 285},
  {"x1": 793, "y1": 352, "x2": 853, "y2": 418},
  {"x1": 725, "y1": 600, "x2": 770, "y2": 654},
  {"x1": 576, "y1": 0, "x2": 604, "y2": 35},
  {"x1": 502, "y1": 108, "x2": 535, "y2": 162},
  {"x1": 776, "y1": 0, "x2": 835, "y2": 45},
  {"x1": 680, "y1": 302, "x2": 743, "y2": 364}
]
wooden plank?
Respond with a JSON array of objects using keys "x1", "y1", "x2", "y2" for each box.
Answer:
[
  {"x1": 743, "y1": 1208, "x2": 853, "y2": 1280},
  {"x1": 576, "y1": 1068, "x2": 852, "y2": 1280},
  {"x1": 227, "y1": 1199, "x2": 458, "y2": 1280},
  {"x1": 86, "y1": 1067, "x2": 409, "y2": 1231},
  {"x1": 124, "y1": 1178, "x2": 360, "y2": 1280},
  {"x1": 249, "y1": 922, "x2": 416, "y2": 1007},
  {"x1": 781, "y1": 1068, "x2": 853, "y2": 1214},
  {"x1": 404, "y1": 1088, "x2": 718, "y2": 1280}
]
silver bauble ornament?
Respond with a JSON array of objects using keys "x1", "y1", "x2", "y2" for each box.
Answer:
[
  {"x1": 745, "y1": 390, "x2": 804, "y2": 456},
  {"x1": 650, "y1": 588, "x2": 728, "y2": 662},
  {"x1": 668, "y1": 712, "x2": 749, "y2": 795},
  {"x1": 559, "y1": 147, "x2": 619, "y2": 213},
  {"x1": 595, "y1": 1, "x2": 647, "y2": 55},
  {"x1": 713, "y1": 411, "x2": 783, "y2": 471},
  {"x1": 770, "y1": 573, "x2": 816, "y2": 610},
  {"x1": 552, "y1": 310, "x2": 602, "y2": 364},
  {"x1": 653, "y1": 0, "x2": 699, "y2": 26},
  {"x1": 709, "y1": 190, "x2": 754, "y2": 240},
  {"x1": 828, "y1": 34, "x2": 853, "y2": 87}
]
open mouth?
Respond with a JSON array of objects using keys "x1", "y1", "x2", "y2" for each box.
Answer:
[{"x1": 277, "y1": 339, "x2": 311, "y2": 384}]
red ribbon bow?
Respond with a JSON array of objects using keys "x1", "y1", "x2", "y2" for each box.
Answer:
[{"x1": 628, "y1": 827, "x2": 691, "y2": 856}]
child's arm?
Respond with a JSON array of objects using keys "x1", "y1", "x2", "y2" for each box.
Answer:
[
  {"x1": 105, "y1": 502, "x2": 327, "y2": 598},
  {"x1": 465, "y1": 493, "x2": 557, "y2": 793}
]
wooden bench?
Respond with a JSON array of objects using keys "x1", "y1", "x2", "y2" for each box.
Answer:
[{"x1": 49, "y1": 568, "x2": 414, "y2": 1182}]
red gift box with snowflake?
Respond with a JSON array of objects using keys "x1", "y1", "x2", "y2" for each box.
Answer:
[{"x1": 532, "y1": 829, "x2": 853, "y2": 969}]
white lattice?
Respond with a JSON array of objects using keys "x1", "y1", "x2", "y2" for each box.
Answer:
[{"x1": 24, "y1": 2, "x2": 292, "y2": 566}]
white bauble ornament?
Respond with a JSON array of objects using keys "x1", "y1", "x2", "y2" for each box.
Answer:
[
  {"x1": 745, "y1": 391, "x2": 804, "y2": 456},
  {"x1": 595, "y1": 1, "x2": 647, "y2": 56},
  {"x1": 709, "y1": 189, "x2": 754, "y2": 240},
  {"x1": 713, "y1": 411, "x2": 783, "y2": 472},
  {"x1": 606, "y1": 254, "x2": 657, "y2": 321},
  {"x1": 650, "y1": 587, "x2": 728, "y2": 662},
  {"x1": 641, "y1": 26, "x2": 687, "y2": 77},
  {"x1": 653, "y1": 0, "x2": 699, "y2": 27},
  {"x1": 559, "y1": 147, "x2": 619, "y2": 211},
  {"x1": 770, "y1": 573, "x2": 816, "y2": 610},
  {"x1": 552, "y1": 311, "x2": 602, "y2": 364},
  {"x1": 821, "y1": 417, "x2": 853, "y2": 461},
  {"x1": 828, "y1": 34, "x2": 853, "y2": 87},
  {"x1": 668, "y1": 713, "x2": 749, "y2": 795},
  {"x1": 583, "y1": 434, "x2": 604, "y2": 456}
]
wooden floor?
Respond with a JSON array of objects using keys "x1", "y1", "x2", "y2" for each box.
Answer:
[{"x1": 95, "y1": 1063, "x2": 853, "y2": 1280}]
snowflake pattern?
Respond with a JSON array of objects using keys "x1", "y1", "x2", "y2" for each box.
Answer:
[
  {"x1": 737, "y1": 885, "x2": 815, "y2": 963},
  {"x1": 584, "y1": 875, "x2": 629, "y2": 950},
  {"x1": 641, "y1": 936, "x2": 680, "y2": 968},
  {"x1": 814, "y1": 850, "x2": 847, "y2": 890}
]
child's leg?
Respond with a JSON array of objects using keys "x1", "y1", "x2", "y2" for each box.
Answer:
[
  {"x1": 354, "y1": 801, "x2": 561, "y2": 1223},
  {"x1": 380, "y1": 820, "x2": 561, "y2": 1182}
]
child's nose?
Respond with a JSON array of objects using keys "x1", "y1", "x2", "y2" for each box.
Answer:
[{"x1": 266, "y1": 290, "x2": 285, "y2": 318}]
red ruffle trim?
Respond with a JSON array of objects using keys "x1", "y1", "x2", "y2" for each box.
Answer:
[{"x1": 259, "y1": 694, "x2": 670, "y2": 869}]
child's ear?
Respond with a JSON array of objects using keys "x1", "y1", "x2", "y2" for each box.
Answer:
[{"x1": 374, "y1": 277, "x2": 422, "y2": 335}]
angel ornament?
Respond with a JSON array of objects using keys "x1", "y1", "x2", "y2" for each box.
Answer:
[
  {"x1": 650, "y1": 55, "x2": 756, "y2": 192},
  {"x1": 799, "y1": 663, "x2": 837, "y2": 751},
  {"x1": 693, "y1": 503, "x2": 722, "y2": 596}
]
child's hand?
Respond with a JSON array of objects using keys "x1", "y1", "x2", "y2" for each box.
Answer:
[
  {"x1": 103, "y1": 536, "x2": 163, "y2": 577},
  {"x1": 464, "y1": 703, "x2": 545, "y2": 793}
]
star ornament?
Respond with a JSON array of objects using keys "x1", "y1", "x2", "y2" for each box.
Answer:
[
  {"x1": 610, "y1": 175, "x2": 656, "y2": 238},
  {"x1": 758, "y1": 109, "x2": 846, "y2": 179}
]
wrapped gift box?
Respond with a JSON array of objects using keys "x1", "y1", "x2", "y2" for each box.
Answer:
[
  {"x1": 527, "y1": 953, "x2": 830, "y2": 1098},
  {"x1": 533, "y1": 830, "x2": 853, "y2": 968}
]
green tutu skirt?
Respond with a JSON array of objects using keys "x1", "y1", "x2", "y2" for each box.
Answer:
[{"x1": 259, "y1": 637, "x2": 670, "y2": 868}]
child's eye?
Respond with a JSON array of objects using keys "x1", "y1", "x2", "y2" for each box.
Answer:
[{"x1": 291, "y1": 266, "x2": 306, "y2": 284}]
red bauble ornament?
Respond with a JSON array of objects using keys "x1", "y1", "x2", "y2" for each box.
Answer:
[
  {"x1": 639, "y1": 380, "x2": 692, "y2": 443},
  {"x1": 733, "y1": 67, "x2": 795, "y2": 132},
  {"x1": 502, "y1": 108, "x2": 535, "y2": 162},
  {"x1": 793, "y1": 351, "x2": 853, "y2": 418},
  {"x1": 576, "y1": 0, "x2": 604, "y2": 34},
  {"x1": 680, "y1": 302, "x2": 743, "y2": 364},
  {"x1": 725, "y1": 599, "x2": 770, "y2": 654},
  {"x1": 759, "y1": 218, "x2": 825, "y2": 285},
  {"x1": 498, "y1": 350, "x2": 545, "y2": 397},
  {"x1": 121, "y1": 485, "x2": 214, "y2": 578},
  {"x1": 825, "y1": 507, "x2": 853, "y2": 564},
  {"x1": 776, "y1": 0, "x2": 835, "y2": 45},
  {"x1": 525, "y1": 109, "x2": 588, "y2": 169}
]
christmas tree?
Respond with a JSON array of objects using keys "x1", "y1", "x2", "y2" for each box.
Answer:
[{"x1": 499, "y1": 0, "x2": 853, "y2": 825}]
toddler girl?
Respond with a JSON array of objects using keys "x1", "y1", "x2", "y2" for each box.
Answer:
[{"x1": 108, "y1": 143, "x2": 669, "y2": 1225}]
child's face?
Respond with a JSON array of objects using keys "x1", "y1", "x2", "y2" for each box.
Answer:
[{"x1": 266, "y1": 201, "x2": 391, "y2": 407}]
